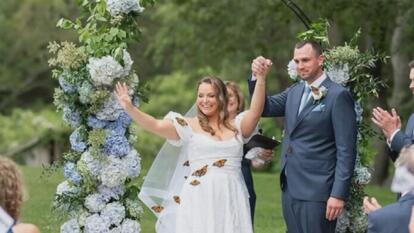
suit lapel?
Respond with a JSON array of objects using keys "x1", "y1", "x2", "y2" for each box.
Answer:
[
  {"x1": 290, "y1": 78, "x2": 333, "y2": 134},
  {"x1": 291, "y1": 82, "x2": 305, "y2": 122}
]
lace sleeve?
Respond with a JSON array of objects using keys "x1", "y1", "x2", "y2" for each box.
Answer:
[{"x1": 164, "y1": 111, "x2": 193, "y2": 146}]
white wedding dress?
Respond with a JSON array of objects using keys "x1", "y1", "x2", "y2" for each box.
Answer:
[{"x1": 164, "y1": 111, "x2": 254, "y2": 233}]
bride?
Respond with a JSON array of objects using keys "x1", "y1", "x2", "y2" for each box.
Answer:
[{"x1": 115, "y1": 72, "x2": 268, "y2": 233}]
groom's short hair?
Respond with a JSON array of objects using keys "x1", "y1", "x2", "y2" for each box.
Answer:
[
  {"x1": 409, "y1": 60, "x2": 414, "y2": 69},
  {"x1": 295, "y1": 40, "x2": 323, "y2": 56}
]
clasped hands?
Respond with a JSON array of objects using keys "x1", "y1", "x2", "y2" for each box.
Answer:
[{"x1": 252, "y1": 56, "x2": 273, "y2": 81}]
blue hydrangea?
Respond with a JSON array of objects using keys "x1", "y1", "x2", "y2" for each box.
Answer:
[
  {"x1": 96, "y1": 94, "x2": 124, "y2": 121},
  {"x1": 70, "y1": 127, "x2": 87, "y2": 152},
  {"x1": 101, "y1": 202, "x2": 125, "y2": 227},
  {"x1": 106, "y1": 121, "x2": 127, "y2": 136},
  {"x1": 63, "y1": 162, "x2": 82, "y2": 185},
  {"x1": 109, "y1": 227, "x2": 121, "y2": 233},
  {"x1": 59, "y1": 71, "x2": 76, "y2": 93},
  {"x1": 120, "y1": 219, "x2": 141, "y2": 233},
  {"x1": 104, "y1": 133, "x2": 130, "y2": 157},
  {"x1": 117, "y1": 112, "x2": 132, "y2": 127},
  {"x1": 123, "y1": 149, "x2": 141, "y2": 178},
  {"x1": 101, "y1": 157, "x2": 128, "y2": 188},
  {"x1": 98, "y1": 185, "x2": 125, "y2": 202},
  {"x1": 85, "y1": 193, "x2": 107, "y2": 213},
  {"x1": 84, "y1": 214, "x2": 110, "y2": 233},
  {"x1": 88, "y1": 115, "x2": 109, "y2": 129},
  {"x1": 61, "y1": 219, "x2": 81, "y2": 233},
  {"x1": 63, "y1": 106, "x2": 81, "y2": 129}
]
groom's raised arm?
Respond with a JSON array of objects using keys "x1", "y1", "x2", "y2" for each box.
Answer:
[
  {"x1": 247, "y1": 76, "x2": 287, "y2": 117},
  {"x1": 330, "y1": 89, "x2": 357, "y2": 200}
]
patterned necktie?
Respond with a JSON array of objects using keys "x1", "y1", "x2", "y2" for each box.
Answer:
[{"x1": 298, "y1": 86, "x2": 311, "y2": 114}]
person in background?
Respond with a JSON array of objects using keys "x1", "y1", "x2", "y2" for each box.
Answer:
[
  {"x1": 363, "y1": 145, "x2": 414, "y2": 233},
  {"x1": 0, "y1": 156, "x2": 40, "y2": 233}
]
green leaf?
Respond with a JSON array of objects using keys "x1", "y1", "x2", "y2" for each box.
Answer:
[{"x1": 56, "y1": 18, "x2": 75, "y2": 29}]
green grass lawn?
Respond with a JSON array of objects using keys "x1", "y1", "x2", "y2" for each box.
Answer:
[{"x1": 20, "y1": 166, "x2": 395, "y2": 233}]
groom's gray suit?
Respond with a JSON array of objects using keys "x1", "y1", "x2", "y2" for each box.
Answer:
[{"x1": 249, "y1": 76, "x2": 357, "y2": 233}]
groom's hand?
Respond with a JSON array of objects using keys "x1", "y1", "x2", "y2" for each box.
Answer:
[
  {"x1": 251, "y1": 56, "x2": 272, "y2": 79},
  {"x1": 326, "y1": 197, "x2": 344, "y2": 221}
]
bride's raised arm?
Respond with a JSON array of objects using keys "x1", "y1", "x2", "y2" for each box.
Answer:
[
  {"x1": 240, "y1": 57, "x2": 271, "y2": 138},
  {"x1": 114, "y1": 82, "x2": 180, "y2": 140}
]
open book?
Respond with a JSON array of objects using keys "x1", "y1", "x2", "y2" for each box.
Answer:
[{"x1": 0, "y1": 206, "x2": 13, "y2": 233}]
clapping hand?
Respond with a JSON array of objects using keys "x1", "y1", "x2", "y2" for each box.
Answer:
[
  {"x1": 114, "y1": 82, "x2": 133, "y2": 111},
  {"x1": 363, "y1": 196, "x2": 382, "y2": 214},
  {"x1": 371, "y1": 107, "x2": 401, "y2": 139},
  {"x1": 251, "y1": 56, "x2": 272, "y2": 81}
]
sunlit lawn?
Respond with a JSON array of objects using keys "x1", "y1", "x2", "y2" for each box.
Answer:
[{"x1": 20, "y1": 166, "x2": 394, "y2": 233}]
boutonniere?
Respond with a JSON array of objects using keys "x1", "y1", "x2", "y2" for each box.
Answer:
[{"x1": 310, "y1": 86, "x2": 328, "y2": 104}]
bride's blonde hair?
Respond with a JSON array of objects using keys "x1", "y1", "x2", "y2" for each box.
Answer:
[
  {"x1": 0, "y1": 156, "x2": 24, "y2": 219},
  {"x1": 196, "y1": 76, "x2": 237, "y2": 137}
]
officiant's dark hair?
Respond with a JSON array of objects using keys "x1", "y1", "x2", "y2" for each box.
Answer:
[
  {"x1": 295, "y1": 40, "x2": 323, "y2": 56},
  {"x1": 197, "y1": 76, "x2": 237, "y2": 137},
  {"x1": 0, "y1": 156, "x2": 24, "y2": 220}
]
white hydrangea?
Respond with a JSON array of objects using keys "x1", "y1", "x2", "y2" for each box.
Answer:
[
  {"x1": 107, "y1": 0, "x2": 144, "y2": 17},
  {"x1": 126, "y1": 199, "x2": 143, "y2": 218},
  {"x1": 335, "y1": 210, "x2": 350, "y2": 233},
  {"x1": 354, "y1": 163, "x2": 371, "y2": 185},
  {"x1": 101, "y1": 157, "x2": 128, "y2": 187},
  {"x1": 123, "y1": 149, "x2": 141, "y2": 178},
  {"x1": 101, "y1": 202, "x2": 126, "y2": 226},
  {"x1": 287, "y1": 59, "x2": 298, "y2": 80},
  {"x1": 85, "y1": 193, "x2": 107, "y2": 213},
  {"x1": 88, "y1": 55, "x2": 124, "y2": 86},
  {"x1": 76, "y1": 209, "x2": 90, "y2": 227},
  {"x1": 56, "y1": 180, "x2": 79, "y2": 195},
  {"x1": 121, "y1": 219, "x2": 141, "y2": 233},
  {"x1": 61, "y1": 219, "x2": 81, "y2": 233},
  {"x1": 109, "y1": 227, "x2": 122, "y2": 233},
  {"x1": 326, "y1": 64, "x2": 350, "y2": 85},
  {"x1": 96, "y1": 93, "x2": 125, "y2": 121},
  {"x1": 84, "y1": 214, "x2": 110, "y2": 233},
  {"x1": 79, "y1": 151, "x2": 103, "y2": 178},
  {"x1": 122, "y1": 50, "x2": 133, "y2": 77}
]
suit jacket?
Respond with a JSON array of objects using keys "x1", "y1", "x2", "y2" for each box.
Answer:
[
  {"x1": 248, "y1": 77, "x2": 357, "y2": 202},
  {"x1": 368, "y1": 193, "x2": 414, "y2": 233},
  {"x1": 389, "y1": 113, "x2": 414, "y2": 161}
]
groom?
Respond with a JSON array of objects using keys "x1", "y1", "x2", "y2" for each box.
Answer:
[{"x1": 248, "y1": 40, "x2": 357, "y2": 233}]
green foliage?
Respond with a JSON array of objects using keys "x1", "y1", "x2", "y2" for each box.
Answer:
[{"x1": 0, "y1": 108, "x2": 69, "y2": 156}]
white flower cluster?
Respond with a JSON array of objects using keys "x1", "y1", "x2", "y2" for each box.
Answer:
[
  {"x1": 101, "y1": 202, "x2": 126, "y2": 226},
  {"x1": 287, "y1": 59, "x2": 298, "y2": 80},
  {"x1": 85, "y1": 193, "x2": 107, "y2": 213},
  {"x1": 120, "y1": 219, "x2": 141, "y2": 233},
  {"x1": 87, "y1": 50, "x2": 132, "y2": 87},
  {"x1": 124, "y1": 149, "x2": 141, "y2": 177},
  {"x1": 326, "y1": 64, "x2": 350, "y2": 86},
  {"x1": 101, "y1": 157, "x2": 129, "y2": 187},
  {"x1": 61, "y1": 219, "x2": 81, "y2": 233},
  {"x1": 107, "y1": 0, "x2": 144, "y2": 17},
  {"x1": 84, "y1": 214, "x2": 110, "y2": 233},
  {"x1": 56, "y1": 180, "x2": 79, "y2": 196},
  {"x1": 79, "y1": 151, "x2": 103, "y2": 179}
]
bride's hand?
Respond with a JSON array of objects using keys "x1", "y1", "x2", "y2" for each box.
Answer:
[{"x1": 115, "y1": 82, "x2": 133, "y2": 110}]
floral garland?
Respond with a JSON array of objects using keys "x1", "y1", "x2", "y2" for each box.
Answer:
[
  {"x1": 287, "y1": 20, "x2": 386, "y2": 233},
  {"x1": 48, "y1": 0, "x2": 154, "y2": 232}
]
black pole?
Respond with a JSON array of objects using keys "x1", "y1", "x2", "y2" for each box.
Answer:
[{"x1": 281, "y1": 0, "x2": 312, "y2": 29}]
